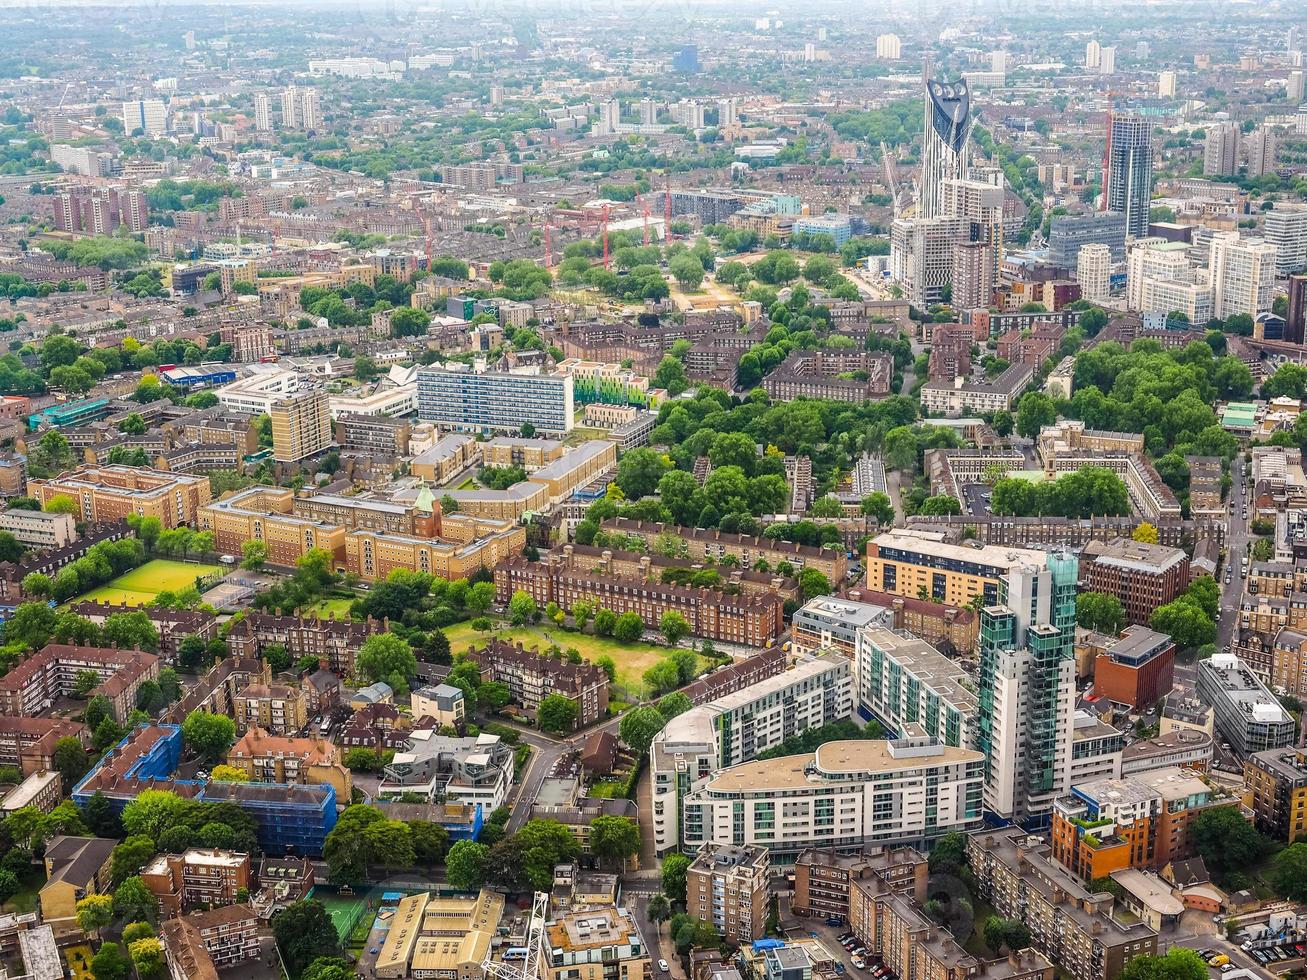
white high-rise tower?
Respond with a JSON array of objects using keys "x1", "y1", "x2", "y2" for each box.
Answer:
[{"x1": 919, "y1": 76, "x2": 973, "y2": 220}]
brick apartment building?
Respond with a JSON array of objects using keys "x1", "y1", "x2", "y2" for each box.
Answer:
[
  {"x1": 600, "y1": 518, "x2": 848, "y2": 580},
  {"x1": 686, "y1": 844, "x2": 770, "y2": 944},
  {"x1": 494, "y1": 557, "x2": 785, "y2": 647},
  {"x1": 0, "y1": 644, "x2": 160, "y2": 719},
  {"x1": 793, "y1": 846, "x2": 928, "y2": 921},
  {"x1": 141, "y1": 849, "x2": 252, "y2": 917},
  {"x1": 466, "y1": 640, "x2": 609, "y2": 728}
]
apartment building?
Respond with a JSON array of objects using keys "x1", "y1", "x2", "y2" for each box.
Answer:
[
  {"x1": 140, "y1": 849, "x2": 252, "y2": 917},
  {"x1": 481, "y1": 436, "x2": 565, "y2": 470},
  {"x1": 466, "y1": 640, "x2": 609, "y2": 728},
  {"x1": 1050, "y1": 767, "x2": 1243, "y2": 882},
  {"x1": 333, "y1": 413, "x2": 412, "y2": 456},
  {"x1": 680, "y1": 738, "x2": 985, "y2": 863},
  {"x1": 651, "y1": 653, "x2": 853, "y2": 855},
  {"x1": 0, "y1": 509, "x2": 76, "y2": 549},
  {"x1": 416, "y1": 366, "x2": 574, "y2": 434},
  {"x1": 543, "y1": 906, "x2": 649, "y2": 980},
  {"x1": 39, "y1": 835, "x2": 116, "y2": 937},
  {"x1": 215, "y1": 370, "x2": 301, "y2": 416},
  {"x1": 967, "y1": 829, "x2": 1158, "y2": 980},
  {"x1": 686, "y1": 844, "x2": 770, "y2": 944},
  {"x1": 557, "y1": 543, "x2": 799, "y2": 603},
  {"x1": 232, "y1": 679, "x2": 308, "y2": 735},
  {"x1": 446, "y1": 442, "x2": 617, "y2": 518},
  {"x1": 919, "y1": 364, "x2": 1034, "y2": 417},
  {"x1": 1196, "y1": 654, "x2": 1295, "y2": 757},
  {"x1": 0, "y1": 717, "x2": 88, "y2": 776},
  {"x1": 410, "y1": 434, "x2": 479, "y2": 483},
  {"x1": 602, "y1": 517, "x2": 848, "y2": 580},
  {"x1": 0, "y1": 770, "x2": 62, "y2": 816},
  {"x1": 225, "y1": 728, "x2": 352, "y2": 801},
  {"x1": 0, "y1": 644, "x2": 159, "y2": 719},
  {"x1": 1210, "y1": 234, "x2": 1277, "y2": 319},
  {"x1": 410, "y1": 685, "x2": 465, "y2": 729},
  {"x1": 792, "y1": 596, "x2": 893, "y2": 659},
  {"x1": 160, "y1": 904, "x2": 260, "y2": 977},
  {"x1": 380, "y1": 731, "x2": 515, "y2": 809},
  {"x1": 853, "y1": 626, "x2": 977, "y2": 748},
  {"x1": 345, "y1": 518, "x2": 524, "y2": 582},
  {"x1": 1245, "y1": 746, "x2": 1307, "y2": 843},
  {"x1": 494, "y1": 557, "x2": 785, "y2": 648},
  {"x1": 269, "y1": 390, "x2": 332, "y2": 463},
  {"x1": 1265, "y1": 207, "x2": 1307, "y2": 277},
  {"x1": 53, "y1": 187, "x2": 148, "y2": 235},
  {"x1": 792, "y1": 846, "x2": 928, "y2": 921},
  {"x1": 762, "y1": 350, "x2": 893, "y2": 403},
  {"x1": 224, "y1": 612, "x2": 378, "y2": 677},
  {"x1": 27, "y1": 466, "x2": 211, "y2": 528},
  {"x1": 865, "y1": 528, "x2": 1047, "y2": 607}
]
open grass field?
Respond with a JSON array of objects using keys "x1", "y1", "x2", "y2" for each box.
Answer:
[
  {"x1": 76, "y1": 559, "x2": 225, "y2": 607},
  {"x1": 442, "y1": 620, "x2": 708, "y2": 695},
  {"x1": 307, "y1": 597, "x2": 356, "y2": 619}
]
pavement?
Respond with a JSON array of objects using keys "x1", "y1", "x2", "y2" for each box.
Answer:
[{"x1": 1218, "y1": 462, "x2": 1251, "y2": 652}]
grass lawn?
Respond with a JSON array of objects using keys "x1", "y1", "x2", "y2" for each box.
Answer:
[
  {"x1": 443, "y1": 620, "x2": 708, "y2": 696},
  {"x1": 588, "y1": 779, "x2": 626, "y2": 798},
  {"x1": 456, "y1": 477, "x2": 477, "y2": 490},
  {"x1": 76, "y1": 558, "x2": 225, "y2": 607},
  {"x1": 65, "y1": 946, "x2": 94, "y2": 980},
  {"x1": 1, "y1": 870, "x2": 43, "y2": 915},
  {"x1": 307, "y1": 597, "x2": 356, "y2": 619}
]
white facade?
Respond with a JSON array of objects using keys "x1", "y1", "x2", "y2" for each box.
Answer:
[
  {"x1": 121, "y1": 99, "x2": 167, "y2": 136},
  {"x1": 1203, "y1": 124, "x2": 1239, "y2": 177},
  {"x1": 1126, "y1": 238, "x2": 1213, "y2": 322},
  {"x1": 253, "y1": 94, "x2": 272, "y2": 132},
  {"x1": 650, "y1": 653, "x2": 853, "y2": 856},
  {"x1": 876, "y1": 34, "x2": 901, "y2": 59},
  {"x1": 1265, "y1": 207, "x2": 1307, "y2": 276},
  {"x1": 1098, "y1": 46, "x2": 1116, "y2": 75},
  {"x1": 1085, "y1": 40, "x2": 1101, "y2": 68},
  {"x1": 1158, "y1": 71, "x2": 1177, "y2": 98},
  {"x1": 1210, "y1": 234, "x2": 1277, "y2": 319},
  {"x1": 679, "y1": 738, "x2": 985, "y2": 862},
  {"x1": 216, "y1": 368, "x2": 301, "y2": 415},
  {"x1": 1076, "y1": 242, "x2": 1112, "y2": 302}
]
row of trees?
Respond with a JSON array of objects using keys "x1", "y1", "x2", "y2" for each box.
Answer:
[
  {"x1": 445, "y1": 815, "x2": 639, "y2": 893},
  {"x1": 19, "y1": 535, "x2": 147, "y2": 607},
  {"x1": 990, "y1": 467, "x2": 1130, "y2": 519},
  {"x1": 323, "y1": 804, "x2": 456, "y2": 884}
]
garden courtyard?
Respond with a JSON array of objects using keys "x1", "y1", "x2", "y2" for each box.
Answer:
[
  {"x1": 74, "y1": 558, "x2": 225, "y2": 607},
  {"x1": 441, "y1": 619, "x2": 711, "y2": 696}
]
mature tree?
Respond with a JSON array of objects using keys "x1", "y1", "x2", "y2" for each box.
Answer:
[
  {"x1": 538, "y1": 693, "x2": 579, "y2": 734},
  {"x1": 4, "y1": 602, "x2": 57, "y2": 649},
  {"x1": 52, "y1": 736, "x2": 91, "y2": 790},
  {"x1": 467, "y1": 580, "x2": 496, "y2": 615},
  {"x1": 1150, "y1": 599, "x2": 1216, "y2": 651},
  {"x1": 113, "y1": 876, "x2": 159, "y2": 924},
  {"x1": 181, "y1": 711, "x2": 236, "y2": 762},
  {"x1": 657, "y1": 692, "x2": 692, "y2": 720},
  {"x1": 273, "y1": 900, "x2": 341, "y2": 976},
  {"x1": 446, "y1": 839, "x2": 490, "y2": 892},
  {"x1": 356, "y1": 634, "x2": 418, "y2": 695},
  {"x1": 508, "y1": 590, "x2": 538, "y2": 626},
  {"x1": 661, "y1": 852, "x2": 691, "y2": 903},
  {"x1": 121, "y1": 791, "x2": 189, "y2": 842},
  {"x1": 1015, "y1": 392, "x2": 1058, "y2": 439},
  {"x1": 302, "y1": 958, "x2": 356, "y2": 980},
  {"x1": 111, "y1": 836, "x2": 158, "y2": 886},
  {"x1": 799, "y1": 568, "x2": 831, "y2": 601},
  {"x1": 1117, "y1": 949, "x2": 1207, "y2": 980},
  {"x1": 659, "y1": 610, "x2": 690, "y2": 645},
  {"x1": 619, "y1": 706, "x2": 666, "y2": 756},
  {"x1": 860, "y1": 492, "x2": 895, "y2": 525},
  {"x1": 76, "y1": 894, "x2": 115, "y2": 938},
  {"x1": 648, "y1": 893, "x2": 672, "y2": 925},
  {"x1": 590, "y1": 815, "x2": 640, "y2": 870},
  {"x1": 90, "y1": 942, "x2": 132, "y2": 980},
  {"x1": 615, "y1": 448, "x2": 670, "y2": 499},
  {"x1": 613, "y1": 611, "x2": 644, "y2": 643},
  {"x1": 917, "y1": 494, "x2": 962, "y2": 516},
  {"x1": 593, "y1": 607, "x2": 617, "y2": 637},
  {"x1": 928, "y1": 832, "x2": 967, "y2": 876},
  {"x1": 1076, "y1": 592, "x2": 1126, "y2": 634},
  {"x1": 1192, "y1": 807, "x2": 1267, "y2": 878},
  {"x1": 324, "y1": 805, "x2": 384, "y2": 885},
  {"x1": 240, "y1": 540, "x2": 267, "y2": 570},
  {"x1": 1132, "y1": 522, "x2": 1160, "y2": 545},
  {"x1": 983, "y1": 917, "x2": 1031, "y2": 954},
  {"x1": 409, "y1": 821, "x2": 451, "y2": 868},
  {"x1": 128, "y1": 937, "x2": 165, "y2": 980}
]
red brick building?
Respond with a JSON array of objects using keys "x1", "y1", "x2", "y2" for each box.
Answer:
[
  {"x1": 1085, "y1": 538, "x2": 1191, "y2": 626},
  {"x1": 1093, "y1": 626, "x2": 1177, "y2": 710}
]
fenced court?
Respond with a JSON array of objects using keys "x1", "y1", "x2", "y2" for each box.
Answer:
[
  {"x1": 309, "y1": 886, "x2": 375, "y2": 942},
  {"x1": 76, "y1": 559, "x2": 225, "y2": 607}
]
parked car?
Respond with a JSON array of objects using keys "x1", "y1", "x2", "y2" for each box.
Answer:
[{"x1": 659, "y1": 961, "x2": 670, "y2": 972}]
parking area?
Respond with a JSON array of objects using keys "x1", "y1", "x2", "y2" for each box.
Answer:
[{"x1": 778, "y1": 896, "x2": 882, "y2": 979}]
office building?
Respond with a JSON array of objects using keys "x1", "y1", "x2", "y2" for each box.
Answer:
[
  {"x1": 253, "y1": 93, "x2": 271, "y2": 131},
  {"x1": 1157, "y1": 71, "x2": 1177, "y2": 98},
  {"x1": 679, "y1": 739, "x2": 985, "y2": 862},
  {"x1": 875, "y1": 34, "x2": 901, "y2": 59},
  {"x1": 1246, "y1": 125, "x2": 1277, "y2": 178},
  {"x1": 1047, "y1": 211, "x2": 1128, "y2": 267},
  {"x1": 686, "y1": 844, "x2": 770, "y2": 944},
  {"x1": 854, "y1": 626, "x2": 976, "y2": 748},
  {"x1": 1211, "y1": 233, "x2": 1277, "y2": 319},
  {"x1": 1106, "y1": 115, "x2": 1153, "y2": 239},
  {"x1": 269, "y1": 390, "x2": 332, "y2": 463},
  {"x1": 28, "y1": 465, "x2": 210, "y2": 529},
  {"x1": 968, "y1": 829, "x2": 1157, "y2": 980},
  {"x1": 650, "y1": 653, "x2": 853, "y2": 855},
  {"x1": 122, "y1": 99, "x2": 167, "y2": 136},
  {"x1": 1051, "y1": 767, "x2": 1241, "y2": 882},
  {"x1": 416, "y1": 367, "x2": 574, "y2": 435},
  {"x1": 1245, "y1": 746, "x2": 1307, "y2": 843},
  {"x1": 865, "y1": 528, "x2": 1047, "y2": 608},
  {"x1": 1076, "y1": 242, "x2": 1111, "y2": 302},
  {"x1": 1092, "y1": 626, "x2": 1176, "y2": 711},
  {"x1": 1203, "y1": 124, "x2": 1239, "y2": 176},
  {"x1": 920, "y1": 77, "x2": 973, "y2": 220},
  {"x1": 1083, "y1": 539, "x2": 1190, "y2": 626},
  {"x1": 1265, "y1": 207, "x2": 1307, "y2": 277},
  {"x1": 976, "y1": 552, "x2": 1084, "y2": 821},
  {"x1": 1196, "y1": 654, "x2": 1295, "y2": 757}
]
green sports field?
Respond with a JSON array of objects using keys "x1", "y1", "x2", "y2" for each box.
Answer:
[{"x1": 76, "y1": 559, "x2": 225, "y2": 607}]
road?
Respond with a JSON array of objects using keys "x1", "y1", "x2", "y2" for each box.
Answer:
[
  {"x1": 1218, "y1": 460, "x2": 1251, "y2": 651},
  {"x1": 504, "y1": 713, "x2": 626, "y2": 833}
]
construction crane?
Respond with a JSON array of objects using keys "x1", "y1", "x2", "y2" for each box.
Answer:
[
  {"x1": 881, "y1": 141, "x2": 902, "y2": 220},
  {"x1": 482, "y1": 892, "x2": 549, "y2": 980},
  {"x1": 635, "y1": 193, "x2": 652, "y2": 246}
]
